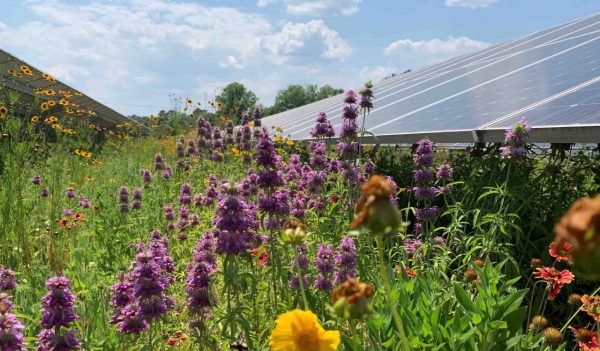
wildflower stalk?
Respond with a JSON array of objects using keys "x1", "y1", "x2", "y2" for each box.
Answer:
[
  {"x1": 560, "y1": 285, "x2": 600, "y2": 333},
  {"x1": 375, "y1": 235, "x2": 411, "y2": 351},
  {"x1": 294, "y1": 247, "x2": 309, "y2": 310}
]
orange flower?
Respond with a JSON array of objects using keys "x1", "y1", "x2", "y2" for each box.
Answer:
[
  {"x1": 569, "y1": 327, "x2": 599, "y2": 351},
  {"x1": 251, "y1": 247, "x2": 269, "y2": 266},
  {"x1": 549, "y1": 241, "x2": 572, "y2": 262},
  {"x1": 534, "y1": 267, "x2": 574, "y2": 300},
  {"x1": 331, "y1": 277, "x2": 374, "y2": 319},
  {"x1": 580, "y1": 295, "x2": 600, "y2": 322}
]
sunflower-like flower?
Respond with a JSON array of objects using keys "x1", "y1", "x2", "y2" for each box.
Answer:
[
  {"x1": 269, "y1": 309, "x2": 340, "y2": 351},
  {"x1": 569, "y1": 327, "x2": 599, "y2": 351},
  {"x1": 351, "y1": 175, "x2": 403, "y2": 234},
  {"x1": 534, "y1": 267, "x2": 574, "y2": 300},
  {"x1": 580, "y1": 294, "x2": 600, "y2": 322},
  {"x1": 554, "y1": 194, "x2": 600, "y2": 281},
  {"x1": 549, "y1": 241, "x2": 572, "y2": 262}
]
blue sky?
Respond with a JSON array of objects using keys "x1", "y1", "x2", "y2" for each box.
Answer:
[{"x1": 1, "y1": 0, "x2": 600, "y2": 116}]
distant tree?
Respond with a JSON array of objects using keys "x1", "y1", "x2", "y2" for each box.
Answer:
[
  {"x1": 266, "y1": 84, "x2": 343, "y2": 116},
  {"x1": 215, "y1": 82, "x2": 258, "y2": 123}
]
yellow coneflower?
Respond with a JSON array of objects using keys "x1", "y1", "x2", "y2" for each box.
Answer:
[
  {"x1": 88, "y1": 109, "x2": 96, "y2": 116},
  {"x1": 274, "y1": 135, "x2": 283, "y2": 142},
  {"x1": 89, "y1": 124, "x2": 96, "y2": 129},
  {"x1": 248, "y1": 121, "x2": 255, "y2": 128},
  {"x1": 40, "y1": 102, "x2": 49, "y2": 111},
  {"x1": 75, "y1": 149, "x2": 83, "y2": 156},
  {"x1": 269, "y1": 310, "x2": 340, "y2": 351},
  {"x1": 31, "y1": 115, "x2": 39, "y2": 122},
  {"x1": 51, "y1": 123, "x2": 62, "y2": 130},
  {"x1": 59, "y1": 98, "x2": 69, "y2": 106},
  {"x1": 0, "y1": 106, "x2": 8, "y2": 116},
  {"x1": 45, "y1": 89, "x2": 56, "y2": 96},
  {"x1": 48, "y1": 116, "x2": 58, "y2": 123},
  {"x1": 285, "y1": 139, "x2": 294, "y2": 146},
  {"x1": 47, "y1": 101, "x2": 56, "y2": 107}
]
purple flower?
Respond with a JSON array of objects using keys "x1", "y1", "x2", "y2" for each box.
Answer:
[
  {"x1": 436, "y1": 162, "x2": 453, "y2": 180},
  {"x1": 416, "y1": 207, "x2": 438, "y2": 221},
  {"x1": 0, "y1": 267, "x2": 17, "y2": 291},
  {"x1": 253, "y1": 107, "x2": 262, "y2": 127},
  {"x1": 344, "y1": 90, "x2": 358, "y2": 104},
  {"x1": 164, "y1": 205, "x2": 175, "y2": 221},
  {"x1": 133, "y1": 188, "x2": 142, "y2": 201},
  {"x1": 141, "y1": 169, "x2": 152, "y2": 183},
  {"x1": 0, "y1": 303, "x2": 24, "y2": 351},
  {"x1": 309, "y1": 142, "x2": 328, "y2": 170},
  {"x1": 342, "y1": 105, "x2": 358, "y2": 121},
  {"x1": 66, "y1": 187, "x2": 76, "y2": 199},
  {"x1": 339, "y1": 120, "x2": 358, "y2": 139},
  {"x1": 412, "y1": 187, "x2": 437, "y2": 201},
  {"x1": 186, "y1": 232, "x2": 217, "y2": 314},
  {"x1": 363, "y1": 160, "x2": 375, "y2": 176},
  {"x1": 404, "y1": 238, "x2": 422, "y2": 259},
  {"x1": 335, "y1": 236, "x2": 356, "y2": 284},
  {"x1": 37, "y1": 328, "x2": 80, "y2": 351},
  {"x1": 314, "y1": 244, "x2": 335, "y2": 291},
  {"x1": 119, "y1": 186, "x2": 129, "y2": 203},
  {"x1": 40, "y1": 276, "x2": 78, "y2": 329},
  {"x1": 114, "y1": 304, "x2": 148, "y2": 334},
  {"x1": 290, "y1": 246, "x2": 310, "y2": 289},
  {"x1": 41, "y1": 187, "x2": 49, "y2": 197},
  {"x1": 413, "y1": 169, "x2": 434, "y2": 184},
  {"x1": 154, "y1": 153, "x2": 165, "y2": 170},
  {"x1": 33, "y1": 175, "x2": 41, "y2": 185},
  {"x1": 256, "y1": 129, "x2": 278, "y2": 168}
]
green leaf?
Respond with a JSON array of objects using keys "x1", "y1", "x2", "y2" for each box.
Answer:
[{"x1": 454, "y1": 284, "x2": 477, "y2": 314}]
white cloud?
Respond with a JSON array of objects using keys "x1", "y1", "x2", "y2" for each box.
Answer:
[
  {"x1": 0, "y1": 0, "x2": 353, "y2": 115},
  {"x1": 219, "y1": 55, "x2": 244, "y2": 69},
  {"x1": 264, "y1": 20, "x2": 353, "y2": 61},
  {"x1": 384, "y1": 36, "x2": 490, "y2": 57},
  {"x1": 256, "y1": 0, "x2": 361, "y2": 16},
  {"x1": 359, "y1": 66, "x2": 397, "y2": 82},
  {"x1": 445, "y1": 0, "x2": 497, "y2": 9},
  {"x1": 257, "y1": 0, "x2": 277, "y2": 7}
]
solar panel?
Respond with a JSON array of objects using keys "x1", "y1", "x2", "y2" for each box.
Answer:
[{"x1": 262, "y1": 13, "x2": 600, "y2": 144}]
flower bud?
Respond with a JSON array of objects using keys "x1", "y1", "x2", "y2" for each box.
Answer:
[
  {"x1": 330, "y1": 277, "x2": 374, "y2": 320},
  {"x1": 281, "y1": 220, "x2": 309, "y2": 245}
]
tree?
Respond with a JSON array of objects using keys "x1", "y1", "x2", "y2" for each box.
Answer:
[
  {"x1": 266, "y1": 84, "x2": 344, "y2": 116},
  {"x1": 215, "y1": 82, "x2": 258, "y2": 124}
]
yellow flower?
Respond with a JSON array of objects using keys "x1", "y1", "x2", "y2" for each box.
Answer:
[
  {"x1": 51, "y1": 123, "x2": 61, "y2": 130},
  {"x1": 59, "y1": 98, "x2": 69, "y2": 106},
  {"x1": 248, "y1": 121, "x2": 255, "y2": 128},
  {"x1": 269, "y1": 309, "x2": 340, "y2": 351},
  {"x1": 285, "y1": 139, "x2": 294, "y2": 146},
  {"x1": 47, "y1": 101, "x2": 56, "y2": 107},
  {"x1": 31, "y1": 115, "x2": 39, "y2": 122},
  {"x1": 41, "y1": 102, "x2": 49, "y2": 111},
  {"x1": 0, "y1": 106, "x2": 7, "y2": 116},
  {"x1": 274, "y1": 135, "x2": 283, "y2": 142}
]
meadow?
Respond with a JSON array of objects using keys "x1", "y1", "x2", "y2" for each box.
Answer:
[{"x1": 0, "y1": 77, "x2": 599, "y2": 351}]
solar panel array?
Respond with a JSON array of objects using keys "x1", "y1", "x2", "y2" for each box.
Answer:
[
  {"x1": 262, "y1": 13, "x2": 600, "y2": 144},
  {"x1": 0, "y1": 48, "x2": 140, "y2": 129}
]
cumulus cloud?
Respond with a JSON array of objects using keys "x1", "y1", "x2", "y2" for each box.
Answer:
[
  {"x1": 359, "y1": 66, "x2": 397, "y2": 82},
  {"x1": 445, "y1": 0, "x2": 498, "y2": 9},
  {"x1": 0, "y1": 0, "x2": 353, "y2": 114},
  {"x1": 219, "y1": 55, "x2": 244, "y2": 69},
  {"x1": 257, "y1": 0, "x2": 361, "y2": 16},
  {"x1": 264, "y1": 20, "x2": 353, "y2": 61},
  {"x1": 384, "y1": 36, "x2": 490, "y2": 66}
]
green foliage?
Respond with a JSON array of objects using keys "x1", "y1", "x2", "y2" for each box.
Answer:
[
  {"x1": 265, "y1": 84, "x2": 343, "y2": 116},
  {"x1": 215, "y1": 82, "x2": 258, "y2": 123}
]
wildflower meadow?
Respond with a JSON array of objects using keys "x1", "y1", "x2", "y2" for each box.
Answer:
[{"x1": 1, "y1": 69, "x2": 600, "y2": 351}]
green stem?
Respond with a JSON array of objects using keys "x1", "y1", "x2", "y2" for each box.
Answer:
[
  {"x1": 375, "y1": 235, "x2": 411, "y2": 351},
  {"x1": 560, "y1": 285, "x2": 600, "y2": 332},
  {"x1": 295, "y1": 247, "x2": 309, "y2": 310}
]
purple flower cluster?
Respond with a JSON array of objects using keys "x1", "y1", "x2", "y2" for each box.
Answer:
[
  {"x1": 338, "y1": 90, "x2": 360, "y2": 163},
  {"x1": 0, "y1": 267, "x2": 17, "y2": 291},
  {"x1": 213, "y1": 184, "x2": 259, "y2": 255},
  {"x1": 65, "y1": 187, "x2": 76, "y2": 200},
  {"x1": 132, "y1": 188, "x2": 142, "y2": 210},
  {"x1": 119, "y1": 186, "x2": 129, "y2": 213},
  {"x1": 404, "y1": 238, "x2": 423, "y2": 259},
  {"x1": 314, "y1": 244, "x2": 335, "y2": 291},
  {"x1": 78, "y1": 194, "x2": 91, "y2": 209},
  {"x1": 111, "y1": 233, "x2": 174, "y2": 334},
  {"x1": 310, "y1": 112, "x2": 335, "y2": 138},
  {"x1": 32, "y1": 174, "x2": 41, "y2": 185},
  {"x1": 0, "y1": 296, "x2": 24, "y2": 351},
  {"x1": 335, "y1": 235, "x2": 356, "y2": 284},
  {"x1": 186, "y1": 232, "x2": 217, "y2": 330},
  {"x1": 37, "y1": 276, "x2": 80, "y2": 351},
  {"x1": 253, "y1": 107, "x2": 262, "y2": 128},
  {"x1": 500, "y1": 118, "x2": 532, "y2": 160},
  {"x1": 309, "y1": 142, "x2": 328, "y2": 170},
  {"x1": 359, "y1": 82, "x2": 374, "y2": 111}
]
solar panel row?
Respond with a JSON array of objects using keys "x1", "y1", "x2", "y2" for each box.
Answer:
[{"x1": 262, "y1": 13, "x2": 600, "y2": 143}]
